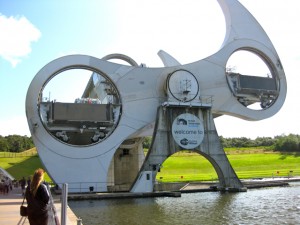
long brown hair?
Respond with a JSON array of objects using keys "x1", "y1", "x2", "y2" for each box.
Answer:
[{"x1": 30, "y1": 168, "x2": 45, "y2": 196}]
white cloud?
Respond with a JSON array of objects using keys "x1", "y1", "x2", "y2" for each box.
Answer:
[
  {"x1": 0, "y1": 116, "x2": 30, "y2": 137},
  {"x1": 0, "y1": 14, "x2": 41, "y2": 67},
  {"x1": 109, "y1": 0, "x2": 225, "y2": 66}
]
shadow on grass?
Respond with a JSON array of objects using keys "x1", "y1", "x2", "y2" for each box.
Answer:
[
  {"x1": 275, "y1": 151, "x2": 300, "y2": 160},
  {"x1": 6, "y1": 156, "x2": 44, "y2": 181}
]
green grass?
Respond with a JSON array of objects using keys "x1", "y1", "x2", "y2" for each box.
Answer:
[
  {"x1": 1, "y1": 148, "x2": 299, "y2": 184},
  {"x1": 0, "y1": 148, "x2": 51, "y2": 182},
  {"x1": 157, "y1": 151, "x2": 300, "y2": 182}
]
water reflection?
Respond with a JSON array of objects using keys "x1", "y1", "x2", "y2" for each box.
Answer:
[{"x1": 69, "y1": 182, "x2": 300, "y2": 225}]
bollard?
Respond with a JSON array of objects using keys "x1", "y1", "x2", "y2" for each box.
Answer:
[
  {"x1": 77, "y1": 217, "x2": 82, "y2": 225},
  {"x1": 61, "y1": 183, "x2": 68, "y2": 225}
]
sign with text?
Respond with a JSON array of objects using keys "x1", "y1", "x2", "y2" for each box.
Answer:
[{"x1": 171, "y1": 113, "x2": 204, "y2": 149}]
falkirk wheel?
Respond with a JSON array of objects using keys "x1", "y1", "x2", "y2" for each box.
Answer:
[{"x1": 26, "y1": 0, "x2": 286, "y2": 193}]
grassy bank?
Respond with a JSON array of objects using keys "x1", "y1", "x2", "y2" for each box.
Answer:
[
  {"x1": 157, "y1": 151, "x2": 300, "y2": 182},
  {"x1": 0, "y1": 148, "x2": 299, "y2": 183},
  {"x1": 0, "y1": 148, "x2": 51, "y2": 182}
]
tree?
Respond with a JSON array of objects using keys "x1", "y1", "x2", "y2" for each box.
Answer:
[
  {"x1": 274, "y1": 134, "x2": 300, "y2": 152},
  {"x1": 1, "y1": 135, "x2": 34, "y2": 153},
  {"x1": 143, "y1": 136, "x2": 152, "y2": 149},
  {"x1": 0, "y1": 136, "x2": 9, "y2": 151},
  {"x1": 254, "y1": 137, "x2": 275, "y2": 146}
]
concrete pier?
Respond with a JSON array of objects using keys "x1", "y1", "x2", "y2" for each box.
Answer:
[
  {"x1": 68, "y1": 191, "x2": 181, "y2": 201},
  {"x1": 0, "y1": 187, "x2": 79, "y2": 225}
]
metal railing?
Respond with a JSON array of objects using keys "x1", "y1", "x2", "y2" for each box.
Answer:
[
  {"x1": 0, "y1": 151, "x2": 37, "y2": 158},
  {"x1": 54, "y1": 181, "x2": 113, "y2": 193}
]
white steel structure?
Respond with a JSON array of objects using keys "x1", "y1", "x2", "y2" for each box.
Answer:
[{"x1": 26, "y1": 0, "x2": 286, "y2": 193}]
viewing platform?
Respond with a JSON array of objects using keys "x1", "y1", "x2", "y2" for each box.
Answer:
[{"x1": 0, "y1": 186, "x2": 79, "y2": 225}]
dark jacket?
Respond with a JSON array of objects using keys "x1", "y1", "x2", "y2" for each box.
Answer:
[{"x1": 25, "y1": 183, "x2": 50, "y2": 217}]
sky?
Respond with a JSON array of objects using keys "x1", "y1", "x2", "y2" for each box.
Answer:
[{"x1": 0, "y1": 0, "x2": 299, "y2": 139}]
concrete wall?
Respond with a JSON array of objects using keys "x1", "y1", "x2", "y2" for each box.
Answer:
[
  {"x1": 109, "y1": 140, "x2": 145, "y2": 192},
  {"x1": 154, "y1": 182, "x2": 186, "y2": 192}
]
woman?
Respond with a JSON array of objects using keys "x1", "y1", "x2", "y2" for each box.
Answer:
[{"x1": 25, "y1": 168, "x2": 50, "y2": 225}]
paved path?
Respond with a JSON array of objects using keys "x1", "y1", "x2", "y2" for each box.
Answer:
[{"x1": 0, "y1": 187, "x2": 79, "y2": 225}]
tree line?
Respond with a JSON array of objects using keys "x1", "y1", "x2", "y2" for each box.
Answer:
[
  {"x1": 1, "y1": 134, "x2": 299, "y2": 153},
  {"x1": 0, "y1": 135, "x2": 34, "y2": 152},
  {"x1": 220, "y1": 134, "x2": 300, "y2": 152},
  {"x1": 144, "y1": 134, "x2": 300, "y2": 152}
]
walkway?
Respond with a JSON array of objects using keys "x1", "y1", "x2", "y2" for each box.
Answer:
[{"x1": 0, "y1": 186, "x2": 79, "y2": 225}]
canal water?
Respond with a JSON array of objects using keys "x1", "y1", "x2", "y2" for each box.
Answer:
[{"x1": 69, "y1": 182, "x2": 300, "y2": 225}]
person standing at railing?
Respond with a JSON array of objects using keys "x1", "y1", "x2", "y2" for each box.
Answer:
[
  {"x1": 3, "y1": 177, "x2": 10, "y2": 194},
  {"x1": 27, "y1": 176, "x2": 31, "y2": 187},
  {"x1": 20, "y1": 177, "x2": 26, "y2": 196},
  {"x1": 25, "y1": 168, "x2": 50, "y2": 225}
]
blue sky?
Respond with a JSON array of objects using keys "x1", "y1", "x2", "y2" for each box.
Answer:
[{"x1": 0, "y1": 0, "x2": 299, "y2": 138}]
